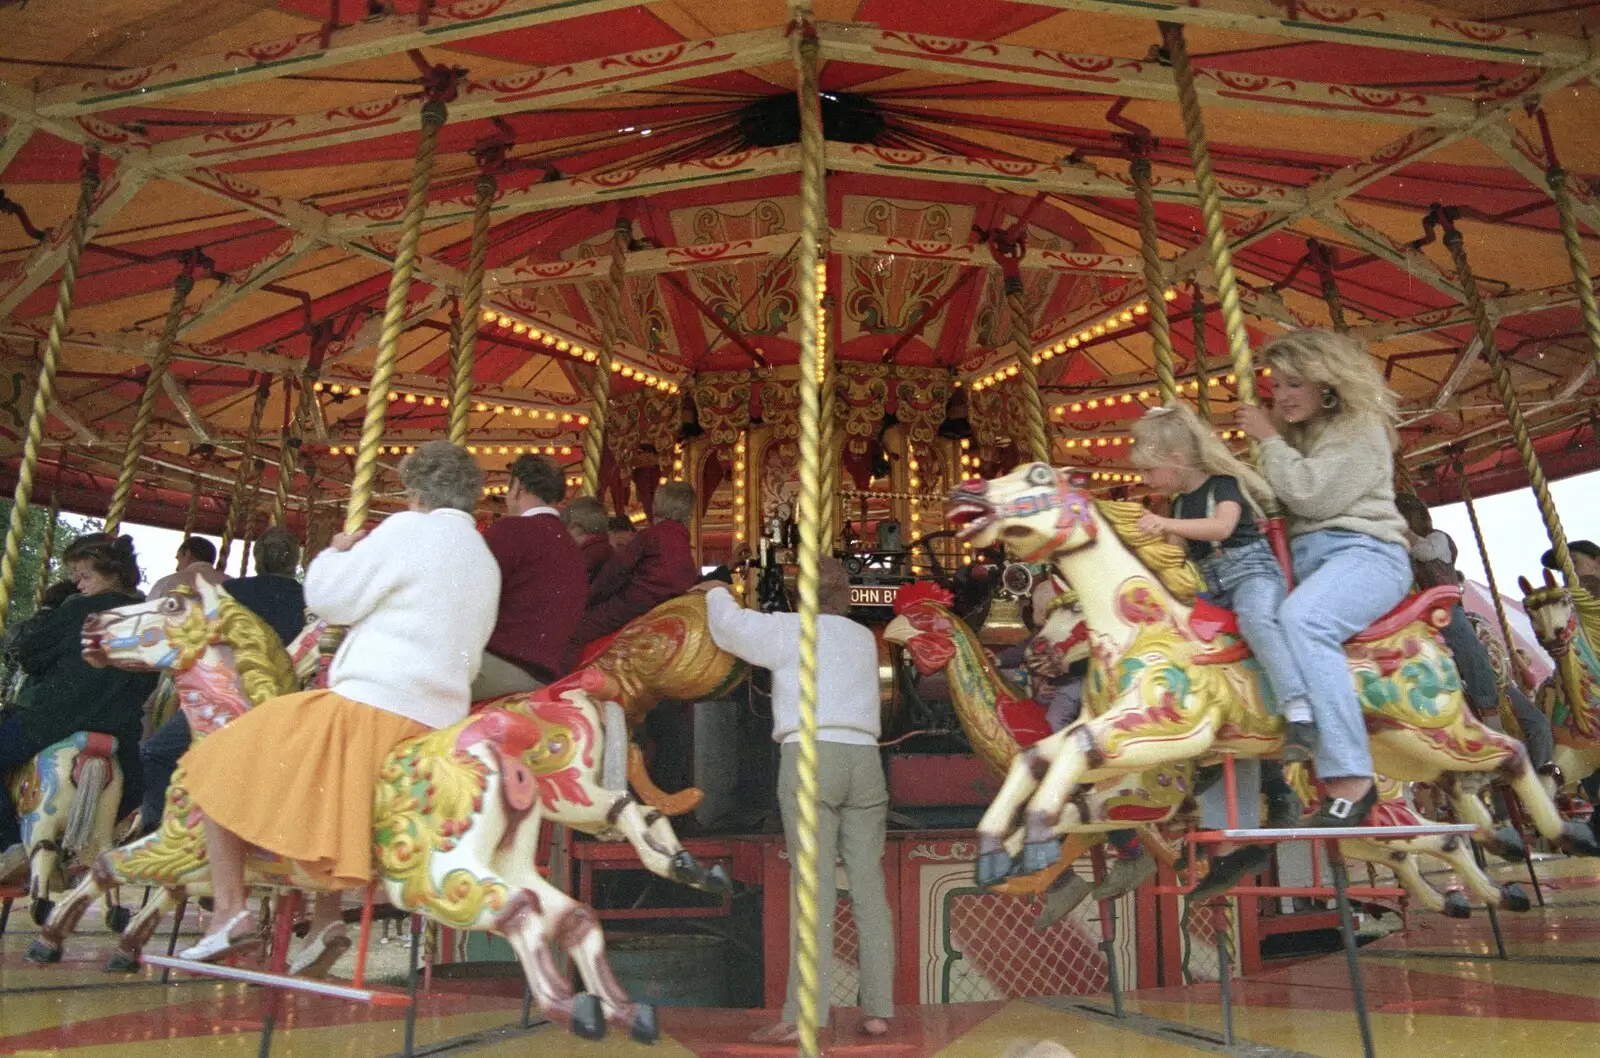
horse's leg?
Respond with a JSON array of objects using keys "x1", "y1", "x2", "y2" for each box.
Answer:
[
  {"x1": 493, "y1": 888, "x2": 587, "y2": 1036},
  {"x1": 24, "y1": 856, "x2": 109, "y2": 963},
  {"x1": 1344, "y1": 841, "x2": 1461, "y2": 918},
  {"x1": 975, "y1": 732, "x2": 1067, "y2": 873},
  {"x1": 1420, "y1": 834, "x2": 1530, "y2": 913},
  {"x1": 608, "y1": 793, "x2": 729, "y2": 894},
  {"x1": 1018, "y1": 717, "x2": 1217, "y2": 876},
  {"x1": 105, "y1": 888, "x2": 181, "y2": 972},
  {"x1": 542, "y1": 883, "x2": 657, "y2": 1044}
]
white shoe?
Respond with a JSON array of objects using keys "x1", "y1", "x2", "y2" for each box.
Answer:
[
  {"x1": 178, "y1": 910, "x2": 260, "y2": 963},
  {"x1": 0, "y1": 843, "x2": 26, "y2": 886},
  {"x1": 288, "y1": 921, "x2": 350, "y2": 977}
]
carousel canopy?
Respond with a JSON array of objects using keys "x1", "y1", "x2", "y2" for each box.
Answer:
[{"x1": 2, "y1": 0, "x2": 1599, "y2": 532}]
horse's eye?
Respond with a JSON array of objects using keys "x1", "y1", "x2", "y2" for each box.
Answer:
[
  {"x1": 1027, "y1": 464, "x2": 1055, "y2": 487},
  {"x1": 160, "y1": 596, "x2": 182, "y2": 613}
]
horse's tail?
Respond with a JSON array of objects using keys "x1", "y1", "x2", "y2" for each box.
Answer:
[{"x1": 64, "y1": 742, "x2": 116, "y2": 855}]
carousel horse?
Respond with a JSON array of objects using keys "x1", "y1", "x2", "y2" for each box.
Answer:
[
  {"x1": 888, "y1": 582, "x2": 1526, "y2": 917},
  {"x1": 946, "y1": 464, "x2": 1595, "y2": 888},
  {"x1": 1519, "y1": 572, "x2": 1600, "y2": 793},
  {"x1": 30, "y1": 581, "x2": 740, "y2": 1044}
]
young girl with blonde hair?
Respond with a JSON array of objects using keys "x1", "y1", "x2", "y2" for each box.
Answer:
[
  {"x1": 1237, "y1": 329, "x2": 1410, "y2": 828},
  {"x1": 1132, "y1": 401, "x2": 1310, "y2": 894}
]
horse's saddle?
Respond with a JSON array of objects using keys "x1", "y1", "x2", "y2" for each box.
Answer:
[{"x1": 1190, "y1": 584, "x2": 1460, "y2": 666}]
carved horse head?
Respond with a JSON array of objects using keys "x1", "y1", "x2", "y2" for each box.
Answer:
[
  {"x1": 81, "y1": 578, "x2": 297, "y2": 736},
  {"x1": 1520, "y1": 569, "x2": 1576, "y2": 660},
  {"x1": 947, "y1": 463, "x2": 1097, "y2": 564}
]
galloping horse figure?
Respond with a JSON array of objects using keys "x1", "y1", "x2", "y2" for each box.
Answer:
[
  {"x1": 888, "y1": 581, "x2": 1527, "y2": 917},
  {"x1": 947, "y1": 464, "x2": 1595, "y2": 887},
  {"x1": 1519, "y1": 572, "x2": 1600, "y2": 792},
  {"x1": 30, "y1": 580, "x2": 741, "y2": 1045}
]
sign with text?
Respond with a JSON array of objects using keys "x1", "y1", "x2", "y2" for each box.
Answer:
[{"x1": 850, "y1": 584, "x2": 902, "y2": 608}]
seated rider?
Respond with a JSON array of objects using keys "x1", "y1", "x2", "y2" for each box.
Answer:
[
  {"x1": 1542, "y1": 539, "x2": 1600, "y2": 598},
  {"x1": 561, "y1": 495, "x2": 614, "y2": 583},
  {"x1": 1131, "y1": 402, "x2": 1307, "y2": 893},
  {"x1": 1238, "y1": 330, "x2": 1413, "y2": 828},
  {"x1": 147, "y1": 536, "x2": 226, "y2": 598},
  {"x1": 571, "y1": 481, "x2": 699, "y2": 652},
  {"x1": 473, "y1": 454, "x2": 587, "y2": 700},
  {"x1": 138, "y1": 527, "x2": 308, "y2": 836},
  {"x1": 0, "y1": 535, "x2": 158, "y2": 883},
  {"x1": 175, "y1": 442, "x2": 500, "y2": 974},
  {"x1": 1395, "y1": 494, "x2": 1553, "y2": 770}
]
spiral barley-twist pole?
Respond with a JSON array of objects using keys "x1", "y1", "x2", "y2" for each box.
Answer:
[
  {"x1": 579, "y1": 215, "x2": 631, "y2": 498},
  {"x1": 1308, "y1": 239, "x2": 1349, "y2": 334},
  {"x1": 450, "y1": 174, "x2": 495, "y2": 445},
  {"x1": 34, "y1": 486, "x2": 59, "y2": 609},
  {"x1": 1003, "y1": 277, "x2": 1053, "y2": 464},
  {"x1": 1132, "y1": 156, "x2": 1178, "y2": 402},
  {"x1": 345, "y1": 99, "x2": 446, "y2": 535},
  {"x1": 789, "y1": 7, "x2": 827, "y2": 1054},
  {"x1": 274, "y1": 380, "x2": 312, "y2": 528},
  {"x1": 1440, "y1": 217, "x2": 1577, "y2": 587},
  {"x1": 0, "y1": 155, "x2": 99, "y2": 630},
  {"x1": 1547, "y1": 166, "x2": 1600, "y2": 379},
  {"x1": 1190, "y1": 295, "x2": 1214, "y2": 423},
  {"x1": 182, "y1": 469, "x2": 203, "y2": 538},
  {"x1": 219, "y1": 376, "x2": 272, "y2": 569},
  {"x1": 1162, "y1": 22, "x2": 1255, "y2": 408},
  {"x1": 105, "y1": 267, "x2": 194, "y2": 535}
]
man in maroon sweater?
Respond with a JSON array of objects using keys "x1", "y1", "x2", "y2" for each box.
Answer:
[
  {"x1": 572, "y1": 481, "x2": 698, "y2": 651},
  {"x1": 561, "y1": 495, "x2": 614, "y2": 583},
  {"x1": 472, "y1": 455, "x2": 587, "y2": 700}
]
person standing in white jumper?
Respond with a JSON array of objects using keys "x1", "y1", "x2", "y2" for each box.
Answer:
[{"x1": 699, "y1": 557, "x2": 893, "y2": 1044}]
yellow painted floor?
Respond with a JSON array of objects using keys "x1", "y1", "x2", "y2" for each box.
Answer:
[{"x1": 3, "y1": 855, "x2": 1599, "y2": 1056}]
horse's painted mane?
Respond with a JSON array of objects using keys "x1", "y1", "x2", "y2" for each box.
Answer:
[
  {"x1": 1090, "y1": 498, "x2": 1204, "y2": 604},
  {"x1": 213, "y1": 593, "x2": 297, "y2": 706},
  {"x1": 1574, "y1": 588, "x2": 1600, "y2": 661}
]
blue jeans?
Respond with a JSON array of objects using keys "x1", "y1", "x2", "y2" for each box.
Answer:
[
  {"x1": 1282, "y1": 530, "x2": 1412, "y2": 780},
  {"x1": 1201, "y1": 538, "x2": 1307, "y2": 714},
  {"x1": 139, "y1": 710, "x2": 191, "y2": 834},
  {"x1": 1197, "y1": 757, "x2": 1262, "y2": 829}
]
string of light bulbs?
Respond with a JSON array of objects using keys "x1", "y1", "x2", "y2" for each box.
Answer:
[{"x1": 479, "y1": 308, "x2": 681, "y2": 393}]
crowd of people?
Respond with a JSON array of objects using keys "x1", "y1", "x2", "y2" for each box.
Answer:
[{"x1": 0, "y1": 325, "x2": 1589, "y2": 1038}]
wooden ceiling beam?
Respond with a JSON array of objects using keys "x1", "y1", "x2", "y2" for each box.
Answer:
[
  {"x1": 0, "y1": 164, "x2": 151, "y2": 317},
  {"x1": 0, "y1": 116, "x2": 34, "y2": 176},
  {"x1": 32, "y1": 0, "x2": 673, "y2": 118},
  {"x1": 1476, "y1": 117, "x2": 1600, "y2": 235},
  {"x1": 821, "y1": 23, "x2": 1478, "y2": 127},
  {"x1": 1007, "y1": 0, "x2": 1588, "y2": 68},
  {"x1": 151, "y1": 28, "x2": 787, "y2": 170}
]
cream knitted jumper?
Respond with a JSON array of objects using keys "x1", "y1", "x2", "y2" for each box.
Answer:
[{"x1": 1259, "y1": 413, "x2": 1407, "y2": 546}]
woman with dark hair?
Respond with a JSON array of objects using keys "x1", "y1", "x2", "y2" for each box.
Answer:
[{"x1": 0, "y1": 534, "x2": 157, "y2": 881}]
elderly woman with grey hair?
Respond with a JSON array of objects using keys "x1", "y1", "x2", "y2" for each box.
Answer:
[{"x1": 176, "y1": 441, "x2": 501, "y2": 972}]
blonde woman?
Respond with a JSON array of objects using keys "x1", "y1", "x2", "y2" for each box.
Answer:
[
  {"x1": 176, "y1": 442, "x2": 501, "y2": 971},
  {"x1": 1238, "y1": 330, "x2": 1410, "y2": 827}
]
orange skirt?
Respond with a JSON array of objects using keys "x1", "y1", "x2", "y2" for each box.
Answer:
[{"x1": 180, "y1": 689, "x2": 426, "y2": 889}]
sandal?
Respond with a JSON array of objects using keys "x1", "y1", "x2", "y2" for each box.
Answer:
[
  {"x1": 288, "y1": 921, "x2": 351, "y2": 977},
  {"x1": 860, "y1": 1017, "x2": 890, "y2": 1037},
  {"x1": 177, "y1": 910, "x2": 259, "y2": 963}
]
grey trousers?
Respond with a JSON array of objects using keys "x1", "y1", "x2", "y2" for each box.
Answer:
[
  {"x1": 469, "y1": 652, "x2": 545, "y2": 701},
  {"x1": 777, "y1": 741, "x2": 895, "y2": 1023}
]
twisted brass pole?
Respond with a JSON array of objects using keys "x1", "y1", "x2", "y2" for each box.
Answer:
[
  {"x1": 579, "y1": 215, "x2": 630, "y2": 498},
  {"x1": 1441, "y1": 219, "x2": 1577, "y2": 588},
  {"x1": 105, "y1": 268, "x2": 195, "y2": 535},
  {"x1": 182, "y1": 469, "x2": 202, "y2": 538},
  {"x1": 218, "y1": 376, "x2": 271, "y2": 569},
  {"x1": 0, "y1": 155, "x2": 99, "y2": 629},
  {"x1": 817, "y1": 268, "x2": 840, "y2": 550},
  {"x1": 1547, "y1": 165, "x2": 1600, "y2": 379},
  {"x1": 1005, "y1": 278, "x2": 1053, "y2": 464},
  {"x1": 346, "y1": 98, "x2": 446, "y2": 535},
  {"x1": 34, "y1": 486, "x2": 58, "y2": 609},
  {"x1": 450, "y1": 174, "x2": 495, "y2": 445},
  {"x1": 1454, "y1": 452, "x2": 1524, "y2": 688},
  {"x1": 1131, "y1": 155, "x2": 1178, "y2": 402},
  {"x1": 274, "y1": 379, "x2": 310, "y2": 528},
  {"x1": 789, "y1": 8, "x2": 827, "y2": 1055},
  {"x1": 1309, "y1": 239, "x2": 1350, "y2": 334},
  {"x1": 1190, "y1": 296, "x2": 1213, "y2": 423},
  {"x1": 1162, "y1": 22, "x2": 1256, "y2": 408}
]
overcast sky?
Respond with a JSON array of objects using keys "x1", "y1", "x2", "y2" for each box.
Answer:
[{"x1": 107, "y1": 468, "x2": 1600, "y2": 598}]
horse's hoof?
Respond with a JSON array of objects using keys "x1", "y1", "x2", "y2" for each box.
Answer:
[
  {"x1": 668, "y1": 850, "x2": 700, "y2": 887},
  {"x1": 701, "y1": 864, "x2": 732, "y2": 896},
  {"x1": 630, "y1": 1003, "x2": 659, "y2": 1044},
  {"x1": 104, "y1": 949, "x2": 140, "y2": 973},
  {"x1": 1487, "y1": 826, "x2": 1527, "y2": 862},
  {"x1": 29, "y1": 899, "x2": 53, "y2": 928},
  {"x1": 24, "y1": 938, "x2": 62, "y2": 964},
  {"x1": 105, "y1": 905, "x2": 132, "y2": 933},
  {"x1": 974, "y1": 850, "x2": 1015, "y2": 889},
  {"x1": 1441, "y1": 890, "x2": 1472, "y2": 919},
  {"x1": 571, "y1": 994, "x2": 606, "y2": 1041},
  {"x1": 1560, "y1": 821, "x2": 1600, "y2": 857},
  {"x1": 1019, "y1": 840, "x2": 1060, "y2": 876},
  {"x1": 1499, "y1": 883, "x2": 1532, "y2": 913}
]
